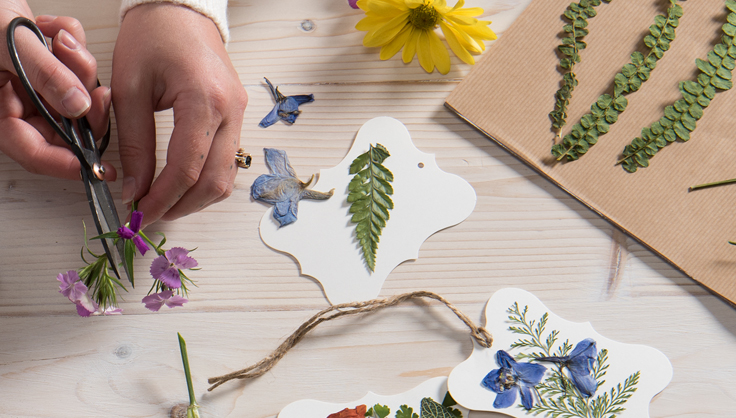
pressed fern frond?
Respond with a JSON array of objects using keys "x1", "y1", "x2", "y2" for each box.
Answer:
[
  {"x1": 549, "y1": 0, "x2": 611, "y2": 136},
  {"x1": 552, "y1": 0, "x2": 682, "y2": 162},
  {"x1": 619, "y1": 0, "x2": 736, "y2": 172},
  {"x1": 348, "y1": 143, "x2": 394, "y2": 272}
]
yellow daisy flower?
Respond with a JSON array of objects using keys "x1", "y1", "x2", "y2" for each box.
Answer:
[{"x1": 355, "y1": 0, "x2": 497, "y2": 74}]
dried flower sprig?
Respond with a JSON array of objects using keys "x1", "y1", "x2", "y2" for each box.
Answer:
[
  {"x1": 56, "y1": 204, "x2": 199, "y2": 316},
  {"x1": 552, "y1": 0, "x2": 682, "y2": 162},
  {"x1": 619, "y1": 0, "x2": 736, "y2": 172},
  {"x1": 549, "y1": 0, "x2": 611, "y2": 137}
]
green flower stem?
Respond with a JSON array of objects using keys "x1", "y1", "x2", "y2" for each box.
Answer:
[
  {"x1": 178, "y1": 333, "x2": 200, "y2": 418},
  {"x1": 138, "y1": 231, "x2": 165, "y2": 256},
  {"x1": 689, "y1": 178, "x2": 736, "y2": 191}
]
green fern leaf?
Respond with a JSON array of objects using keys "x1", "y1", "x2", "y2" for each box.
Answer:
[{"x1": 348, "y1": 143, "x2": 394, "y2": 272}]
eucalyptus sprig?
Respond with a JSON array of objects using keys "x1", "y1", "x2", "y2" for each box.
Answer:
[
  {"x1": 347, "y1": 143, "x2": 394, "y2": 272},
  {"x1": 619, "y1": 0, "x2": 736, "y2": 172},
  {"x1": 549, "y1": 0, "x2": 611, "y2": 137},
  {"x1": 552, "y1": 0, "x2": 682, "y2": 162}
]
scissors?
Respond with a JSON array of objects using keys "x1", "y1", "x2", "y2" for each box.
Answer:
[{"x1": 7, "y1": 17, "x2": 131, "y2": 284}]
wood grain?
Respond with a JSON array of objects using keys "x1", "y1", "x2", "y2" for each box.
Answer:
[{"x1": 0, "y1": 0, "x2": 733, "y2": 417}]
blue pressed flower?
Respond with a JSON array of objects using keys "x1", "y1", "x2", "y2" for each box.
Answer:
[
  {"x1": 536, "y1": 338, "x2": 598, "y2": 397},
  {"x1": 481, "y1": 350, "x2": 546, "y2": 410},
  {"x1": 259, "y1": 78, "x2": 314, "y2": 128},
  {"x1": 251, "y1": 148, "x2": 334, "y2": 227}
]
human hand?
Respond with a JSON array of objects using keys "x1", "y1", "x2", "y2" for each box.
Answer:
[
  {"x1": 112, "y1": 3, "x2": 247, "y2": 226},
  {"x1": 0, "y1": 2, "x2": 113, "y2": 180}
]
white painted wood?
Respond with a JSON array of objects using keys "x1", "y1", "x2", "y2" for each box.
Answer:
[{"x1": 0, "y1": 0, "x2": 733, "y2": 416}]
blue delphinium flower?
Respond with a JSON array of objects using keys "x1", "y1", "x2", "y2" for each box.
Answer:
[
  {"x1": 536, "y1": 338, "x2": 598, "y2": 397},
  {"x1": 259, "y1": 78, "x2": 314, "y2": 128},
  {"x1": 251, "y1": 148, "x2": 334, "y2": 227},
  {"x1": 481, "y1": 350, "x2": 546, "y2": 410}
]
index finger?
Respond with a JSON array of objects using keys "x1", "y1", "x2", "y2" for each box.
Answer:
[{"x1": 135, "y1": 97, "x2": 221, "y2": 225}]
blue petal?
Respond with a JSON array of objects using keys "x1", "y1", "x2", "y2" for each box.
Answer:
[
  {"x1": 480, "y1": 368, "x2": 503, "y2": 393},
  {"x1": 281, "y1": 111, "x2": 299, "y2": 124},
  {"x1": 280, "y1": 97, "x2": 301, "y2": 114},
  {"x1": 251, "y1": 174, "x2": 285, "y2": 202},
  {"x1": 273, "y1": 197, "x2": 299, "y2": 227},
  {"x1": 493, "y1": 389, "x2": 517, "y2": 409},
  {"x1": 569, "y1": 338, "x2": 597, "y2": 360},
  {"x1": 535, "y1": 355, "x2": 567, "y2": 363},
  {"x1": 291, "y1": 94, "x2": 315, "y2": 105},
  {"x1": 570, "y1": 371, "x2": 597, "y2": 397},
  {"x1": 264, "y1": 148, "x2": 297, "y2": 178},
  {"x1": 496, "y1": 350, "x2": 516, "y2": 369},
  {"x1": 264, "y1": 77, "x2": 279, "y2": 100},
  {"x1": 514, "y1": 361, "x2": 547, "y2": 385},
  {"x1": 259, "y1": 104, "x2": 281, "y2": 128},
  {"x1": 518, "y1": 384, "x2": 535, "y2": 410}
]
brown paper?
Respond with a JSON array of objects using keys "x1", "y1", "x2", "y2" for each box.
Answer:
[{"x1": 445, "y1": 0, "x2": 736, "y2": 304}]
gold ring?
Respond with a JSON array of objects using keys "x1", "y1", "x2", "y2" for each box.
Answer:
[{"x1": 236, "y1": 148, "x2": 251, "y2": 169}]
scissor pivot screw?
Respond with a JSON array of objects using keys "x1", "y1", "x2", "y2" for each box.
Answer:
[{"x1": 92, "y1": 163, "x2": 106, "y2": 180}]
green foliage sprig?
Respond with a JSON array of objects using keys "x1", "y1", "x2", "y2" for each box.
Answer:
[
  {"x1": 506, "y1": 303, "x2": 640, "y2": 418},
  {"x1": 550, "y1": 0, "x2": 611, "y2": 136},
  {"x1": 348, "y1": 143, "x2": 394, "y2": 272},
  {"x1": 620, "y1": 0, "x2": 736, "y2": 172},
  {"x1": 552, "y1": 0, "x2": 682, "y2": 162}
]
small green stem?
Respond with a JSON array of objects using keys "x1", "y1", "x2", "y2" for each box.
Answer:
[
  {"x1": 689, "y1": 178, "x2": 736, "y2": 191},
  {"x1": 178, "y1": 333, "x2": 198, "y2": 408},
  {"x1": 139, "y1": 231, "x2": 165, "y2": 256}
]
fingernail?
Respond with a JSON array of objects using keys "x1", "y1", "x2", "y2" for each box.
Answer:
[
  {"x1": 35, "y1": 15, "x2": 57, "y2": 24},
  {"x1": 58, "y1": 29, "x2": 81, "y2": 51},
  {"x1": 61, "y1": 87, "x2": 90, "y2": 118},
  {"x1": 122, "y1": 176, "x2": 136, "y2": 205}
]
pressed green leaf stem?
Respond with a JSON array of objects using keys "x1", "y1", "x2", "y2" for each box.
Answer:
[
  {"x1": 620, "y1": 0, "x2": 736, "y2": 172},
  {"x1": 552, "y1": 0, "x2": 682, "y2": 162},
  {"x1": 549, "y1": 0, "x2": 611, "y2": 136}
]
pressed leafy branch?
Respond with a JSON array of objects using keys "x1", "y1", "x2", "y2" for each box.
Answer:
[
  {"x1": 620, "y1": 0, "x2": 736, "y2": 172},
  {"x1": 348, "y1": 143, "x2": 394, "y2": 272},
  {"x1": 550, "y1": 0, "x2": 612, "y2": 136},
  {"x1": 552, "y1": 0, "x2": 682, "y2": 162}
]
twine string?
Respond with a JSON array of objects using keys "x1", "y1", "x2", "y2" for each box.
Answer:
[{"x1": 207, "y1": 291, "x2": 492, "y2": 391}]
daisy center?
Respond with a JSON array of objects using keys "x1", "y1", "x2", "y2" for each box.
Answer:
[{"x1": 408, "y1": 4, "x2": 440, "y2": 31}]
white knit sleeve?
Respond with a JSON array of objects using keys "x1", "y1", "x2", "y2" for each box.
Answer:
[{"x1": 120, "y1": 0, "x2": 229, "y2": 43}]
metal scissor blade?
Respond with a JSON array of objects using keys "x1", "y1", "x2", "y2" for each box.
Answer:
[{"x1": 82, "y1": 168, "x2": 133, "y2": 285}]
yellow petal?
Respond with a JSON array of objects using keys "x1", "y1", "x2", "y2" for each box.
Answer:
[
  {"x1": 356, "y1": 14, "x2": 393, "y2": 32},
  {"x1": 380, "y1": 25, "x2": 412, "y2": 60},
  {"x1": 363, "y1": 0, "x2": 408, "y2": 15},
  {"x1": 405, "y1": 0, "x2": 425, "y2": 8},
  {"x1": 428, "y1": 30, "x2": 451, "y2": 74},
  {"x1": 402, "y1": 27, "x2": 420, "y2": 63},
  {"x1": 447, "y1": 6, "x2": 483, "y2": 17},
  {"x1": 443, "y1": 20, "x2": 483, "y2": 53},
  {"x1": 463, "y1": 21, "x2": 497, "y2": 42},
  {"x1": 416, "y1": 30, "x2": 435, "y2": 72},
  {"x1": 440, "y1": 21, "x2": 474, "y2": 65},
  {"x1": 449, "y1": 0, "x2": 465, "y2": 12},
  {"x1": 445, "y1": 13, "x2": 477, "y2": 26},
  {"x1": 363, "y1": 12, "x2": 411, "y2": 47}
]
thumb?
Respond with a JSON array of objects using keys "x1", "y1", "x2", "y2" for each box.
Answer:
[{"x1": 8, "y1": 22, "x2": 91, "y2": 118}]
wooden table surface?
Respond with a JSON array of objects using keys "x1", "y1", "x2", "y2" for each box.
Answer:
[{"x1": 2, "y1": 0, "x2": 734, "y2": 417}]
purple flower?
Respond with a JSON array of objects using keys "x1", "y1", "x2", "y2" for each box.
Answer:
[
  {"x1": 142, "y1": 290, "x2": 188, "y2": 312},
  {"x1": 348, "y1": 0, "x2": 359, "y2": 8},
  {"x1": 251, "y1": 148, "x2": 334, "y2": 226},
  {"x1": 117, "y1": 210, "x2": 149, "y2": 255},
  {"x1": 259, "y1": 78, "x2": 314, "y2": 128},
  {"x1": 481, "y1": 350, "x2": 546, "y2": 410},
  {"x1": 150, "y1": 247, "x2": 198, "y2": 288},
  {"x1": 536, "y1": 338, "x2": 598, "y2": 397},
  {"x1": 57, "y1": 270, "x2": 87, "y2": 301}
]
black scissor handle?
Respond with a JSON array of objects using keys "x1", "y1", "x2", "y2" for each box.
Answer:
[{"x1": 6, "y1": 17, "x2": 111, "y2": 164}]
